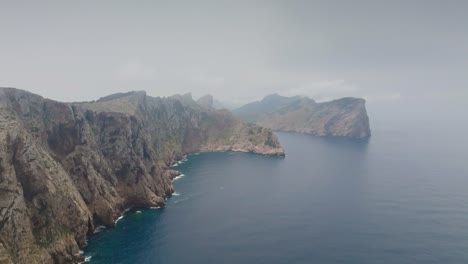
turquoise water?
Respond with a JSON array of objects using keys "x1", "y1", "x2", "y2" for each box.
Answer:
[{"x1": 84, "y1": 127, "x2": 468, "y2": 263}]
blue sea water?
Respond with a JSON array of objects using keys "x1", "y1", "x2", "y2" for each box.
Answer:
[{"x1": 84, "y1": 123, "x2": 468, "y2": 264}]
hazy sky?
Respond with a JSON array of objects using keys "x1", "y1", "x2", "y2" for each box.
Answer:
[{"x1": 1, "y1": 0, "x2": 467, "y2": 106}]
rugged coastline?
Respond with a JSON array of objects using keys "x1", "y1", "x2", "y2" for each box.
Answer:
[
  {"x1": 0, "y1": 88, "x2": 284, "y2": 264},
  {"x1": 233, "y1": 94, "x2": 371, "y2": 139}
]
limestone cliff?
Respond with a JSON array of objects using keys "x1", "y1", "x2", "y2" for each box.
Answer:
[
  {"x1": 0, "y1": 88, "x2": 284, "y2": 264},
  {"x1": 233, "y1": 94, "x2": 371, "y2": 138}
]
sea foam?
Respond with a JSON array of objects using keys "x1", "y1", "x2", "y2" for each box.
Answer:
[
  {"x1": 115, "y1": 215, "x2": 124, "y2": 224},
  {"x1": 93, "y1": 225, "x2": 106, "y2": 234},
  {"x1": 78, "y1": 256, "x2": 92, "y2": 263},
  {"x1": 172, "y1": 174, "x2": 185, "y2": 181}
]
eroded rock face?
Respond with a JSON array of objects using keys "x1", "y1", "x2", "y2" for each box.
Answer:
[
  {"x1": 0, "y1": 88, "x2": 284, "y2": 264},
  {"x1": 234, "y1": 95, "x2": 371, "y2": 138}
]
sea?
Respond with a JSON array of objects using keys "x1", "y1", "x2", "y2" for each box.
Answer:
[{"x1": 83, "y1": 112, "x2": 468, "y2": 264}]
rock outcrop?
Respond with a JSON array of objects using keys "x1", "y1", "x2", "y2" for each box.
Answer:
[
  {"x1": 196, "y1": 94, "x2": 214, "y2": 109},
  {"x1": 196, "y1": 95, "x2": 230, "y2": 110},
  {"x1": 0, "y1": 88, "x2": 284, "y2": 264},
  {"x1": 233, "y1": 94, "x2": 371, "y2": 138}
]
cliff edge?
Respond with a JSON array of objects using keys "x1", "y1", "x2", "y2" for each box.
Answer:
[{"x1": 0, "y1": 88, "x2": 284, "y2": 264}]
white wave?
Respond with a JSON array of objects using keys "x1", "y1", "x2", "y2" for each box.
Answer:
[
  {"x1": 172, "y1": 174, "x2": 185, "y2": 181},
  {"x1": 93, "y1": 225, "x2": 106, "y2": 234},
  {"x1": 114, "y1": 207, "x2": 131, "y2": 224},
  {"x1": 172, "y1": 192, "x2": 180, "y2": 196},
  {"x1": 171, "y1": 163, "x2": 178, "y2": 167},
  {"x1": 136, "y1": 210, "x2": 142, "y2": 214},
  {"x1": 150, "y1": 206, "x2": 161, "y2": 209},
  {"x1": 78, "y1": 256, "x2": 92, "y2": 264},
  {"x1": 115, "y1": 215, "x2": 124, "y2": 224}
]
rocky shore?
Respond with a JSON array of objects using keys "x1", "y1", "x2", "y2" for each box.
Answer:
[{"x1": 0, "y1": 88, "x2": 284, "y2": 264}]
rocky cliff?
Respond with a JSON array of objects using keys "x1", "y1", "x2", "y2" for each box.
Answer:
[
  {"x1": 233, "y1": 94, "x2": 371, "y2": 138},
  {"x1": 196, "y1": 94, "x2": 214, "y2": 109},
  {"x1": 0, "y1": 88, "x2": 284, "y2": 264},
  {"x1": 196, "y1": 94, "x2": 228, "y2": 110}
]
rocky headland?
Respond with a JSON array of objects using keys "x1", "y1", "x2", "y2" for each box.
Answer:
[
  {"x1": 233, "y1": 94, "x2": 371, "y2": 138},
  {"x1": 0, "y1": 88, "x2": 284, "y2": 264}
]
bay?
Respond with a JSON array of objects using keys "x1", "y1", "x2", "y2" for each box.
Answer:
[{"x1": 84, "y1": 125, "x2": 468, "y2": 264}]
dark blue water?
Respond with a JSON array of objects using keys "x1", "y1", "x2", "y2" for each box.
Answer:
[{"x1": 84, "y1": 126, "x2": 468, "y2": 263}]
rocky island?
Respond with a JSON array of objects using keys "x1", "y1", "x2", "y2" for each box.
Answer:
[
  {"x1": 233, "y1": 94, "x2": 371, "y2": 138},
  {"x1": 0, "y1": 88, "x2": 284, "y2": 264}
]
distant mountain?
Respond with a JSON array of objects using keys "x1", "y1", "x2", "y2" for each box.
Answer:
[
  {"x1": 212, "y1": 98, "x2": 228, "y2": 110},
  {"x1": 232, "y1": 94, "x2": 302, "y2": 123},
  {"x1": 233, "y1": 94, "x2": 371, "y2": 138},
  {"x1": 196, "y1": 94, "x2": 214, "y2": 109},
  {"x1": 196, "y1": 94, "x2": 233, "y2": 110}
]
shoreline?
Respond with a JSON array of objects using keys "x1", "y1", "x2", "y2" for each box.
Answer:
[
  {"x1": 80, "y1": 148, "x2": 284, "y2": 263},
  {"x1": 80, "y1": 152, "x2": 194, "y2": 262}
]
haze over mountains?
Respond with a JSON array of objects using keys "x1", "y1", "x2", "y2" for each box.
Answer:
[{"x1": 233, "y1": 94, "x2": 371, "y2": 138}]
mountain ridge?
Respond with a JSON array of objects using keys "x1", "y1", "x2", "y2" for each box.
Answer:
[
  {"x1": 0, "y1": 88, "x2": 284, "y2": 264},
  {"x1": 233, "y1": 94, "x2": 371, "y2": 138}
]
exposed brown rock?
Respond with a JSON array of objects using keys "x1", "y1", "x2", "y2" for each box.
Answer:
[{"x1": 0, "y1": 88, "x2": 284, "y2": 264}]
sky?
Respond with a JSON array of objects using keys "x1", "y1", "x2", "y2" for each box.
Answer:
[{"x1": 1, "y1": 0, "x2": 467, "y2": 111}]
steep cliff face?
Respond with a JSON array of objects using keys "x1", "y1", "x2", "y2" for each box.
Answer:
[
  {"x1": 233, "y1": 95, "x2": 371, "y2": 138},
  {"x1": 0, "y1": 88, "x2": 284, "y2": 264}
]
